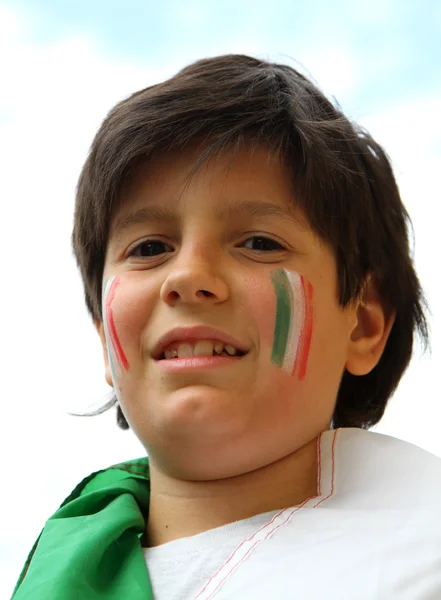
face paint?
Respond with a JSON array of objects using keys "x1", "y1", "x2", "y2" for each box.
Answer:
[
  {"x1": 102, "y1": 276, "x2": 130, "y2": 387},
  {"x1": 270, "y1": 269, "x2": 313, "y2": 379}
]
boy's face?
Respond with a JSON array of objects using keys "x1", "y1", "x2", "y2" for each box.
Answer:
[{"x1": 99, "y1": 144, "x2": 359, "y2": 480}]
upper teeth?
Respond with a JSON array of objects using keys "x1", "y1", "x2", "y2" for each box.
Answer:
[{"x1": 163, "y1": 340, "x2": 240, "y2": 359}]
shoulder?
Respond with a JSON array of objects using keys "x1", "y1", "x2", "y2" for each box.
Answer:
[
  {"x1": 321, "y1": 428, "x2": 441, "y2": 509},
  {"x1": 59, "y1": 456, "x2": 150, "y2": 506}
]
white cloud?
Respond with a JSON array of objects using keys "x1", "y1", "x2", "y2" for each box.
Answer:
[
  {"x1": 294, "y1": 46, "x2": 360, "y2": 98},
  {"x1": 1, "y1": 5, "x2": 440, "y2": 597},
  {"x1": 0, "y1": 4, "x2": 28, "y2": 46}
]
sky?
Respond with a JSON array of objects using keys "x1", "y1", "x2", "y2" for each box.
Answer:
[{"x1": 1, "y1": 1, "x2": 440, "y2": 596}]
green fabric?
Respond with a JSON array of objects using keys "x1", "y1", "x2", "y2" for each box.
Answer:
[{"x1": 11, "y1": 458, "x2": 154, "y2": 600}]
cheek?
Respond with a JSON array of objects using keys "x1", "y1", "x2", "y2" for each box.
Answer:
[
  {"x1": 240, "y1": 274, "x2": 276, "y2": 349},
  {"x1": 242, "y1": 269, "x2": 314, "y2": 381},
  {"x1": 103, "y1": 275, "x2": 156, "y2": 383}
]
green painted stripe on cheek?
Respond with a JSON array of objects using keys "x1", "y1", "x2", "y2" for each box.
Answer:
[{"x1": 270, "y1": 269, "x2": 292, "y2": 366}]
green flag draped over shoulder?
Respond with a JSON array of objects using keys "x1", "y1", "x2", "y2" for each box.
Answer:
[{"x1": 12, "y1": 458, "x2": 154, "y2": 600}]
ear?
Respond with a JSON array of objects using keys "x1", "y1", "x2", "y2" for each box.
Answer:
[
  {"x1": 94, "y1": 320, "x2": 114, "y2": 388},
  {"x1": 345, "y1": 277, "x2": 395, "y2": 376}
]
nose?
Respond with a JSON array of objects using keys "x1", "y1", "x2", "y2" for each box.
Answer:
[{"x1": 160, "y1": 242, "x2": 229, "y2": 306}]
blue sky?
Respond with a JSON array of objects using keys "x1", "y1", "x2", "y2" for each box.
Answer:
[{"x1": 11, "y1": 0, "x2": 441, "y2": 113}]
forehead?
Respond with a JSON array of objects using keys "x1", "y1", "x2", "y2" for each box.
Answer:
[{"x1": 110, "y1": 143, "x2": 308, "y2": 235}]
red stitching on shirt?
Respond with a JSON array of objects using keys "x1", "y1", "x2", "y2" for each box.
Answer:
[
  {"x1": 193, "y1": 508, "x2": 286, "y2": 599},
  {"x1": 317, "y1": 431, "x2": 322, "y2": 496},
  {"x1": 313, "y1": 429, "x2": 337, "y2": 508},
  {"x1": 193, "y1": 430, "x2": 337, "y2": 599},
  {"x1": 202, "y1": 498, "x2": 313, "y2": 600}
]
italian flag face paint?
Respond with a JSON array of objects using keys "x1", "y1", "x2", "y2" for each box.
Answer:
[
  {"x1": 270, "y1": 269, "x2": 313, "y2": 379},
  {"x1": 103, "y1": 276, "x2": 130, "y2": 385}
]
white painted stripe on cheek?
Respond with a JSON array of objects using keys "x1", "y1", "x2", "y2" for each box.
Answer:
[
  {"x1": 102, "y1": 276, "x2": 120, "y2": 384},
  {"x1": 282, "y1": 270, "x2": 304, "y2": 375}
]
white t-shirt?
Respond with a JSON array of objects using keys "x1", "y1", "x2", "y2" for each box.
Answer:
[{"x1": 143, "y1": 428, "x2": 441, "y2": 599}]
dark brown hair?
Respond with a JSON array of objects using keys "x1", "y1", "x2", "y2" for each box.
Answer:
[{"x1": 72, "y1": 54, "x2": 428, "y2": 431}]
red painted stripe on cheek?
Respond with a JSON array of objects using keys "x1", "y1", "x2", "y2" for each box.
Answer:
[
  {"x1": 106, "y1": 278, "x2": 130, "y2": 371},
  {"x1": 289, "y1": 274, "x2": 305, "y2": 377},
  {"x1": 297, "y1": 280, "x2": 313, "y2": 380}
]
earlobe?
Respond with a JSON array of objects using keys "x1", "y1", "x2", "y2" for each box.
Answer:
[
  {"x1": 345, "y1": 278, "x2": 395, "y2": 376},
  {"x1": 94, "y1": 320, "x2": 114, "y2": 388}
]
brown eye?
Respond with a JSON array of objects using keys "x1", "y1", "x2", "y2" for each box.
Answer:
[
  {"x1": 129, "y1": 240, "x2": 172, "y2": 257},
  {"x1": 242, "y1": 236, "x2": 285, "y2": 252}
]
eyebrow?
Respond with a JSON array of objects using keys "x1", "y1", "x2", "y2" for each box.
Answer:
[{"x1": 112, "y1": 199, "x2": 300, "y2": 236}]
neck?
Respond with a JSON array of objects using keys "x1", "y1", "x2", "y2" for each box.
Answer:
[{"x1": 146, "y1": 436, "x2": 319, "y2": 547}]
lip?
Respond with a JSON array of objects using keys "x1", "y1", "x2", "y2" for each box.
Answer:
[
  {"x1": 152, "y1": 325, "x2": 249, "y2": 360},
  {"x1": 156, "y1": 355, "x2": 245, "y2": 373}
]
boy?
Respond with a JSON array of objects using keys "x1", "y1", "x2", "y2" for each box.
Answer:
[{"x1": 12, "y1": 54, "x2": 441, "y2": 599}]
